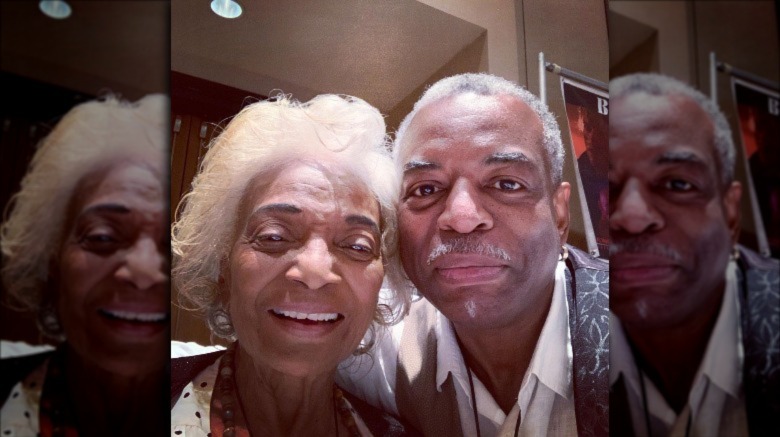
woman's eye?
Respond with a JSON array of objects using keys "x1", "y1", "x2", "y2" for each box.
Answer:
[
  {"x1": 85, "y1": 234, "x2": 116, "y2": 243},
  {"x1": 492, "y1": 179, "x2": 523, "y2": 191},
  {"x1": 251, "y1": 233, "x2": 291, "y2": 253},
  {"x1": 665, "y1": 179, "x2": 694, "y2": 192},
  {"x1": 252, "y1": 233, "x2": 288, "y2": 247},
  {"x1": 411, "y1": 184, "x2": 441, "y2": 197},
  {"x1": 258, "y1": 234, "x2": 284, "y2": 242},
  {"x1": 342, "y1": 237, "x2": 377, "y2": 261},
  {"x1": 79, "y1": 232, "x2": 120, "y2": 254}
]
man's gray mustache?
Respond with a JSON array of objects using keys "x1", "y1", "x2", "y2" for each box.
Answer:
[
  {"x1": 609, "y1": 239, "x2": 682, "y2": 263},
  {"x1": 426, "y1": 237, "x2": 511, "y2": 265}
]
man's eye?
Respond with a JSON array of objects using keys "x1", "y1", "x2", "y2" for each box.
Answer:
[
  {"x1": 349, "y1": 244, "x2": 371, "y2": 253},
  {"x1": 492, "y1": 180, "x2": 523, "y2": 191},
  {"x1": 411, "y1": 184, "x2": 441, "y2": 197},
  {"x1": 665, "y1": 179, "x2": 694, "y2": 192}
]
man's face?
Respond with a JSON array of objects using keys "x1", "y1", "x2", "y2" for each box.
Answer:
[
  {"x1": 397, "y1": 93, "x2": 570, "y2": 329},
  {"x1": 609, "y1": 92, "x2": 741, "y2": 330}
]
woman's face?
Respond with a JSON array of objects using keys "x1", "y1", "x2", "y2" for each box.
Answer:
[
  {"x1": 225, "y1": 161, "x2": 384, "y2": 378},
  {"x1": 57, "y1": 158, "x2": 168, "y2": 377}
]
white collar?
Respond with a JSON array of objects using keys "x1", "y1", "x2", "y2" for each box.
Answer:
[
  {"x1": 610, "y1": 259, "x2": 742, "y2": 416},
  {"x1": 434, "y1": 260, "x2": 573, "y2": 404},
  {"x1": 690, "y1": 259, "x2": 743, "y2": 411}
]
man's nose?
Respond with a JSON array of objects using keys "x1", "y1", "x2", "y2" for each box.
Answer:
[
  {"x1": 285, "y1": 238, "x2": 341, "y2": 290},
  {"x1": 115, "y1": 236, "x2": 168, "y2": 290},
  {"x1": 610, "y1": 180, "x2": 664, "y2": 234},
  {"x1": 437, "y1": 179, "x2": 494, "y2": 233}
]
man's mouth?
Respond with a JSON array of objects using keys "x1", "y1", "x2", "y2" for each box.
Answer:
[{"x1": 98, "y1": 308, "x2": 169, "y2": 323}]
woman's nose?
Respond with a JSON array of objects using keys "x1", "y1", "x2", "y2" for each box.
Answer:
[
  {"x1": 285, "y1": 238, "x2": 341, "y2": 290},
  {"x1": 115, "y1": 236, "x2": 168, "y2": 290}
]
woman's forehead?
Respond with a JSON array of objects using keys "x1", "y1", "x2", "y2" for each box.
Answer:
[
  {"x1": 72, "y1": 160, "x2": 164, "y2": 212},
  {"x1": 242, "y1": 161, "x2": 379, "y2": 218}
]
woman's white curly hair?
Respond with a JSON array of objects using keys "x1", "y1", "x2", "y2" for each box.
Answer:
[
  {"x1": 1, "y1": 94, "x2": 168, "y2": 317},
  {"x1": 171, "y1": 93, "x2": 411, "y2": 341}
]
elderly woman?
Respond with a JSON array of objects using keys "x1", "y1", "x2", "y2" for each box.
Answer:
[
  {"x1": 0, "y1": 96, "x2": 169, "y2": 435},
  {"x1": 170, "y1": 94, "x2": 416, "y2": 436}
]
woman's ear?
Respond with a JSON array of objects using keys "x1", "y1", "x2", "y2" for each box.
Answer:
[
  {"x1": 46, "y1": 256, "x2": 60, "y2": 298},
  {"x1": 217, "y1": 255, "x2": 230, "y2": 304},
  {"x1": 40, "y1": 257, "x2": 65, "y2": 340}
]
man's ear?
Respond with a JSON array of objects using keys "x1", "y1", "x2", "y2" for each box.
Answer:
[
  {"x1": 554, "y1": 182, "x2": 571, "y2": 245},
  {"x1": 723, "y1": 181, "x2": 742, "y2": 246}
]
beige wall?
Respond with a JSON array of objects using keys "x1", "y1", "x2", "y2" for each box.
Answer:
[
  {"x1": 610, "y1": 1, "x2": 693, "y2": 82},
  {"x1": 419, "y1": 0, "x2": 520, "y2": 82}
]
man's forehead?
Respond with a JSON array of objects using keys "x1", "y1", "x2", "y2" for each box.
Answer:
[
  {"x1": 612, "y1": 92, "x2": 715, "y2": 152},
  {"x1": 613, "y1": 91, "x2": 711, "y2": 128},
  {"x1": 413, "y1": 92, "x2": 540, "y2": 128},
  {"x1": 401, "y1": 92, "x2": 544, "y2": 158}
]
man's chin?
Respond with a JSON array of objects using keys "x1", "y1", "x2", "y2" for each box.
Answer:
[{"x1": 612, "y1": 297, "x2": 689, "y2": 331}]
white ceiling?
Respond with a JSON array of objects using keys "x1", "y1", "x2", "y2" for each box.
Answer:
[
  {"x1": 0, "y1": 1, "x2": 168, "y2": 99},
  {"x1": 171, "y1": 0, "x2": 486, "y2": 114}
]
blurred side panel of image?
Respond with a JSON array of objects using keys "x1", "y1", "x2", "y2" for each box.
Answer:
[{"x1": 0, "y1": 1, "x2": 169, "y2": 436}]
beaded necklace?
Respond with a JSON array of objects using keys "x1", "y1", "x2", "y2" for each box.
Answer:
[{"x1": 215, "y1": 343, "x2": 361, "y2": 437}]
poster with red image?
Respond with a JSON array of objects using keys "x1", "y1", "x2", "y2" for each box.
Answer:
[
  {"x1": 560, "y1": 78, "x2": 609, "y2": 258},
  {"x1": 732, "y1": 78, "x2": 780, "y2": 257}
]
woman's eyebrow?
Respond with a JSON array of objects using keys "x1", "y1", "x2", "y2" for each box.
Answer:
[
  {"x1": 78, "y1": 203, "x2": 131, "y2": 219},
  {"x1": 345, "y1": 214, "x2": 380, "y2": 235},
  {"x1": 251, "y1": 203, "x2": 302, "y2": 216}
]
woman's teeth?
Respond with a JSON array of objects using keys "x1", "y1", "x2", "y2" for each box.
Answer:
[
  {"x1": 100, "y1": 309, "x2": 168, "y2": 322},
  {"x1": 272, "y1": 309, "x2": 340, "y2": 322}
]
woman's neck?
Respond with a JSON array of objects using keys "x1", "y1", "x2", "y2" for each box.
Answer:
[
  {"x1": 64, "y1": 347, "x2": 166, "y2": 437},
  {"x1": 234, "y1": 345, "x2": 342, "y2": 437}
]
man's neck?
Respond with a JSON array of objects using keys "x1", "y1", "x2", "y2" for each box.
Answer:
[
  {"x1": 623, "y1": 287, "x2": 725, "y2": 413},
  {"x1": 452, "y1": 286, "x2": 553, "y2": 414}
]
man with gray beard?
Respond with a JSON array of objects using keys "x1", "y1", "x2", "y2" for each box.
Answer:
[
  {"x1": 338, "y1": 73, "x2": 609, "y2": 437},
  {"x1": 609, "y1": 73, "x2": 779, "y2": 436}
]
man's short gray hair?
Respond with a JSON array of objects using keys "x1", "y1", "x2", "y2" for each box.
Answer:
[
  {"x1": 393, "y1": 73, "x2": 565, "y2": 185},
  {"x1": 610, "y1": 73, "x2": 735, "y2": 185}
]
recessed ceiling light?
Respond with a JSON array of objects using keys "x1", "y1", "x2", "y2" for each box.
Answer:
[
  {"x1": 39, "y1": 0, "x2": 71, "y2": 19},
  {"x1": 211, "y1": 0, "x2": 242, "y2": 19}
]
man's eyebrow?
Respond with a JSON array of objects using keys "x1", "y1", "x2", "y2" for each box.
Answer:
[
  {"x1": 252, "y1": 203, "x2": 302, "y2": 215},
  {"x1": 78, "y1": 203, "x2": 130, "y2": 219},
  {"x1": 484, "y1": 151, "x2": 531, "y2": 165},
  {"x1": 346, "y1": 214, "x2": 380, "y2": 234},
  {"x1": 403, "y1": 159, "x2": 440, "y2": 175},
  {"x1": 655, "y1": 151, "x2": 706, "y2": 166}
]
